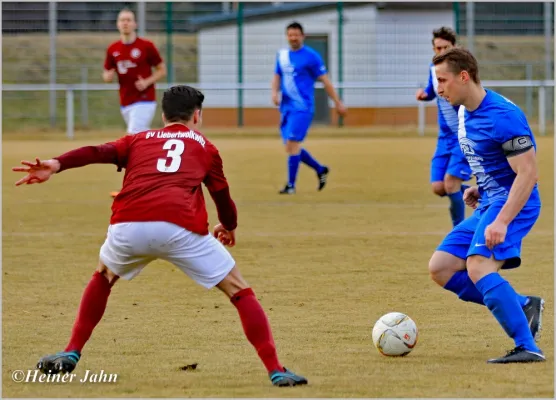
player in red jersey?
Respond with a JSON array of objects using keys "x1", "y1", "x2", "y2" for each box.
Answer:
[
  {"x1": 12, "y1": 85, "x2": 308, "y2": 387},
  {"x1": 104, "y1": 8, "x2": 167, "y2": 198}
]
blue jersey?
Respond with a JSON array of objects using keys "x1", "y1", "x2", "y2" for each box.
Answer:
[
  {"x1": 275, "y1": 46, "x2": 327, "y2": 114},
  {"x1": 457, "y1": 89, "x2": 540, "y2": 208},
  {"x1": 423, "y1": 63, "x2": 460, "y2": 139}
]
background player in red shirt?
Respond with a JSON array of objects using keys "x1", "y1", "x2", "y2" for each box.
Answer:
[
  {"x1": 104, "y1": 8, "x2": 167, "y2": 198},
  {"x1": 12, "y1": 86, "x2": 308, "y2": 387},
  {"x1": 103, "y1": 8, "x2": 166, "y2": 134}
]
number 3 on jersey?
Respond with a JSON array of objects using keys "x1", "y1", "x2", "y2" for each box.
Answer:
[{"x1": 157, "y1": 139, "x2": 185, "y2": 173}]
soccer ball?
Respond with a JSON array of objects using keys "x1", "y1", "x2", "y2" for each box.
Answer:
[{"x1": 372, "y1": 312, "x2": 418, "y2": 357}]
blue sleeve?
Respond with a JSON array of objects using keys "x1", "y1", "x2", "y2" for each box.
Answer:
[
  {"x1": 309, "y1": 51, "x2": 327, "y2": 79},
  {"x1": 493, "y1": 110, "x2": 534, "y2": 144},
  {"x1": 274, "y1": 53, "x2": 282, "y2": 76},
  {"x1": 422, "y1": 68, "x2": 436, "y2": 101}
]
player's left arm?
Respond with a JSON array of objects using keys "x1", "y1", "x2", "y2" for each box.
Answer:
[
  {"x1": 495, "y1": 139, "x2": 538, "y2": 225},
  {"x1": 203, "y1": 145, "x2": 238, "y2": 234},
  {"x1": 142, "y1": 42, "x2": 167, "y2": 87},
  {"x1": 313, "y1": 53, "x2": 347, "y2": 116},
  {"x1": 141, "y1": 63, "x2": 166, "y2": 88},
  {"x1": 485, "y1": 111, "x2": 538, "y2": 248}
]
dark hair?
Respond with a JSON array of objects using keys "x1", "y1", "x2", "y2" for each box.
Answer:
[
  {"x1": 162, "y1": 85, "x2": 205, "y2": 123},
  {"x1": 432, "y1": 47, "x2": 480, "y2": 83},
  {"x1": 432, "y1": 26, "x2": 457, "y2": 45},
  {"x1": 286, "y1": 21, "x2": 304, "y2": 34}
]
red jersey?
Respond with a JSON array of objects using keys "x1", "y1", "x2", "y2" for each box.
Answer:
[
  {"x1": 54, "y1": 124, "x2": 237, "y2": 236},
  {"x1": 104, "y1": 37, "x2": 163, "y2": 107}
]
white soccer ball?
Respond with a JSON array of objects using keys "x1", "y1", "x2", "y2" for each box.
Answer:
[{"x1": 372, "y1": 312, "x2": 418, "y2": 357}]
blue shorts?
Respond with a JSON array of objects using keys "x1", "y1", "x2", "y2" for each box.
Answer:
[
  {"x1": 430, "y1": 136, "x2": 472, "y2": 183},
  {"x1": 437, "y1": 201, "x2": 541, "y2": 269},
  {"x1": 280, "y1": 111, "x2": 313, "y2": 143}
]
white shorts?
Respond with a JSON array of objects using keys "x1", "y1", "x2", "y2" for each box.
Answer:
[
  {"x1": 99, "y1": 222, "x2": 235, "y2": 289},
  {"x1": 120, "y1": 101, "x2": 157, "y2": 134}
]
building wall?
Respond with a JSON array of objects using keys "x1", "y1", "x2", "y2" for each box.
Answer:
[
  {"x1": 198, "y1": 5, "x2": 453, "y2": 110},
  {"x1": 198, "y1": 4, "x2": 378, "y2": 108},
  {"x1": 197, "y1": 5, "x2": 453, "y2": 126},
  {"x1": 198, "y1": 106, "x2": 439, "y2": 128}
]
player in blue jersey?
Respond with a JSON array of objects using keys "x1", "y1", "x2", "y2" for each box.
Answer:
[
  {"x1": 271, "y1": 22, "x2": 347, "y2": 194},
  {"x1": 428, "y1": 47, "x2": 545, "y2": 363},
  {"x1": 416, "y1": 27, "x2": 472, "y2": 227}
]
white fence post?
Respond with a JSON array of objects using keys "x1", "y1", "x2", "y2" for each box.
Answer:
[
  {"x1": 538, "y1": 85, "x2": 546, "y2": 136},
  {"x1": 66, "y1": 88, "x2": 74, "y2": 139},
  {"x1": 418, "y1": 102, "x2": 425, "y2": 136},
  {"x1": 48, "y1": 1, "x2": 57, "y2": 127}
]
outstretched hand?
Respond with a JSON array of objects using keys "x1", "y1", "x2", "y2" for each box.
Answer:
[
  {"x1": 213, "y1": 223, "x2": 236, "y2": 247},
  {"x1": 12, "y1": 158, "x2": 60, "y2": 186}
]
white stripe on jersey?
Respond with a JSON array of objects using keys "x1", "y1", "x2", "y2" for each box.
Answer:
[{"x1": 278, "y1": 49, "x2": 306, "y2": 109}]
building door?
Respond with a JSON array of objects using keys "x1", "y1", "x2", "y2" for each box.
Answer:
[{"x1": 304, "y1": 34, "x2": 330, "y2": 125}]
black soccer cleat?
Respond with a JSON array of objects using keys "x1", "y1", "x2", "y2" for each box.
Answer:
[
  {"x1": 269, "y1": 367, "x2": 308, "y2": 387},
  {"x1": 279, "y1": 184, "x2": 296, "y2": 195},
  {"x1": 522, "y1": 296, "x2": 545, "y2": 342},
  {"x1": 317, "y1": 166, "x2": 329, "y2": 191},
  {"x1": 37, "y1": 351, "x2": 80, "y2": 374},
  {"x1": 487, "y1": 345, "x2": 546, "y2": 364}
]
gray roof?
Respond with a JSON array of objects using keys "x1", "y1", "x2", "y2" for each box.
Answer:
[{"x1": 189, "y1": 2, "x2": 453, "y2": 31}]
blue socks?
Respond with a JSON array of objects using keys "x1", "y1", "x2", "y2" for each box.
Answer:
[
  {"x1": 287, "y1": 154, "x2": 301, "y2": 187},
  {"x1": 444, "y1": 270, "x2": 485, "y2": 305},
  {"x1": 288, "y1": 149, "x2": 325, "y2": 187},
  {"x1": 444, "y1": 270, "x2": 529, "y2": 307},
  {"x1": 447, "y1": 191, "x2": 465, "y2": 227},
  {"x1": 300, "y1": 148, "x2": 324, "y2": 174},
  {"x1": 475, "y1": 273, "x2": 539, "y2": 352}
]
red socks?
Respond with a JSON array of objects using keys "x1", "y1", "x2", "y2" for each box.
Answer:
[
  {"x1": 65, "y1": 271, "x2": 112, "y2": 353},
  {"x1": 231, "y1": 288, "x2": 283, "y2": 373},
  {"x1": 64, "y1": 275, "x2": 281, "y2": 374}
]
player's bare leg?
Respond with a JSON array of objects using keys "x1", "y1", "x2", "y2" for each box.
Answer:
[
  {"x1": 428, "y1": 250, "x2": 466, "y2": 287},
  {"x1": 444, "y1": 174, "x2": 462, "y2": 194},
  {"x1": 216, "y1": 266, "x2": 308, "y2": 386},
  {"x1": 431, "y1": 181, "x2": 447, "y2": 197},
  {"x1": 37, "y1": 262, "x2": 119, "y2": 374}
]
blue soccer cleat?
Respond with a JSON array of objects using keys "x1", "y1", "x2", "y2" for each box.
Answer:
[
  {"x1": 37, "y1": 350, "x2": 81, "y2": 374},
  {"x1": 269, "y1": 367, "x2": 308, "y2": 387}
]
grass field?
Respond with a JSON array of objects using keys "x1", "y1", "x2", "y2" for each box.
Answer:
[{"x1": 2, "y1": 133, "x2": 554, "y2": 398}]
